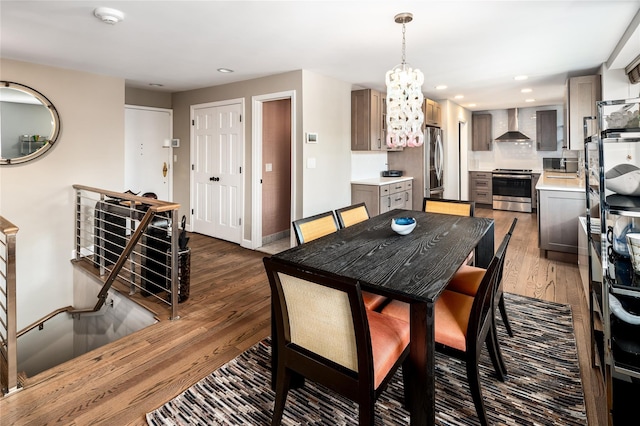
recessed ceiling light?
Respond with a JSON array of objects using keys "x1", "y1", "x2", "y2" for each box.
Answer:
[
  {"x1": 217, "y1": 68, "x2": 234, "y2": 73},
  {"x1": 454, "y1": 95, "x2": 464, "y2": 99},
  {"x1": 525, "y1": 98, "x2": 535, "y2": 102},
  {"x1": 435, "y1": 85, "x2": 447, "y2": 90},
  {"x1": 93, "y1": 7, "x2": 124, "y2": 25},
  {"x1": 521, "y1": 88, "x2": 532, "y2": 93},
  {"x1": 467, "y1": 103, "x2": 477, "y2": 107},
  {"x1": 149, "y1": 83, "x2": 164, "y2": 87},
  {"x1": 514, "y1": 75, "x2": 528, "y2": 81}
]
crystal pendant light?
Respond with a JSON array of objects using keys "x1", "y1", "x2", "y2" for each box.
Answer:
[{"x1": 385, "y1": 13, "x2": 424, "y2": 148}]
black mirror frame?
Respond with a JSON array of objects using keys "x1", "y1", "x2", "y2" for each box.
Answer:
[{"x1": 0, "y1": 81, "x2": 61, "y2": 165}]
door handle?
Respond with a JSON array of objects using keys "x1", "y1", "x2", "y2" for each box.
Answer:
[
  {"x1": 209, "y1": 176, "x2": 220, "y2": 182},
  {"x1": 162, "y1": 162, "x2": 168, "y2": 178}
]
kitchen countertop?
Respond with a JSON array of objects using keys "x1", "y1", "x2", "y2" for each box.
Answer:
[
  {"x1": 351, "y1": 176, "x2": 414, "y2": 186},
  {"x1": 535, "y1": 171, "x2": 584, "y2": 192}
]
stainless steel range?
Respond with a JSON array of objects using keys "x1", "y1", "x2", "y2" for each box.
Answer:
[{"x1": 492, "y1": 169, "x2": 533, "y2": 213}]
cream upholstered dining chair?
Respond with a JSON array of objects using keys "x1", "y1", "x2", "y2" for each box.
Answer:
[
  {"x1": 292, "y1": 211, "x2": 339, "y2": 244},
  {"x1": 335, "y1": 202, "x2": 370, "y2": 229},
  {"x1": 292, "y1": 209, "x2": 385, "y2": 311},
  {"x1": 263, "y1": 257, "x2": 410, "y2": 425},
  {"x1": 380, "y1": 225, "x2": 514, "y2": 426}
]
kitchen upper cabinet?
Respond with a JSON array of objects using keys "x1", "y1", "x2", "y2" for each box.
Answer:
[
  {"x1": 564, "y1": 75, "x2": 601, "y2": 150},
  {"x1": 536, "y1": 110, "x2": 557, "y2": 151},
  {"x1": 472, "y1": 113, "x2": 492, "y2": 151},
  {"x1": 424, "y1": 98, "x2": 442, "y2": 127},
  {"x1": 351, "y1": 89, "x2": 392, "y2": 151}
]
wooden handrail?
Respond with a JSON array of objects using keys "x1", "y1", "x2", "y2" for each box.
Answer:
[
  {"x1": 16, "y1": 306, "x2": 74, "y2": 338},
  {"x1": 72, "y1": 184, "x2": 180, "y2": 213},
  {"x1": 0, "y1": 217, "x2": 19, "y2": 235}
]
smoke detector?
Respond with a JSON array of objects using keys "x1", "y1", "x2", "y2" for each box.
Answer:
[{"x1": 94, "y1": 7, "x2": 124, "y2": 25}]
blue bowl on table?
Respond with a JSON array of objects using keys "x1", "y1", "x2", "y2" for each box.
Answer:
[{"x1": 391, "y1": 217, "x2": 416, "y2": 235}]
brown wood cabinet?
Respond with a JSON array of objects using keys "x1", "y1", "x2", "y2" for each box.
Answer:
[
  {"x1": 536, "y1": 110, "x2": 558, "y2": 151},
  {"x1": 424, "y1": 98, "x2": 442, "y2": 127},
  {"x1": 472, "y1": 114, "x2": 492, "y2": 151},
  {"x1": 564, "y1": 75, "x2": 601, "y2": 150},
  {"x1": 351, "y1": 89, "x2": 389, "y2": 151},
  {"x1": 469, "y1": 171, "x2": 493, "y2": 205}
]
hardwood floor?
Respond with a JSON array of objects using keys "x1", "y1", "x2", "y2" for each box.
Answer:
[{"x1": 0, "y1": 208, "x2": 606, "y2": 425}]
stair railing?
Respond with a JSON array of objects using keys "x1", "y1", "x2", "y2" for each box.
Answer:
[
  {"x1": 0, "y1": 216, "x2": 19, "y2": 395},
  {"x1": 72, "y1": 185, "x2": 181, "y2": 319}
]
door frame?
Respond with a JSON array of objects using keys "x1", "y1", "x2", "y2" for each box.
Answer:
[
  {"x1": 250, "y1": 90, "x2": 297, "y2": 249},
  {"x1": 189, "y1": 98, "x2": 245, "y2": 242},
  {"x1": 124, "y1": 105, "x2": 174, "y2": 201}
]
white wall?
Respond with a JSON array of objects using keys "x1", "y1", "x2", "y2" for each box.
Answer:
[
  {"x1": 601, "y1": 65, "x2": 639, "y2": 101},
  {"x1": 301, "y1": 70, "x2": 352, "y2": 216},
  {"x1": 441, "y1": 100, "x2": 473, "y2": 200},
  {"x1": 0, "y1": 59, "x2": 125, "y2": 329}
]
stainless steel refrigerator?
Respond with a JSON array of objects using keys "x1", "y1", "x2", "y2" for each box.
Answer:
[
  {"x1": 387, "y1": 125, "x2": 444, "y2": 208},
  {"x1": 425, "y1": 126, "x2": 444, "y2": 199}
]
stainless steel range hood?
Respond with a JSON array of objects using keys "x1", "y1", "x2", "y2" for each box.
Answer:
[{"x1": 495, "y1": 108, "x2": 531, "y2": 142}]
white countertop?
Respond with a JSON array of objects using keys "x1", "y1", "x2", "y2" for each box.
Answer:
[
  {"x1": 535, "y1": 171, "x2": 584, "y2": 192},
  {"x1": 351, "y1": 176, "x2": 414, "y2": 186}
]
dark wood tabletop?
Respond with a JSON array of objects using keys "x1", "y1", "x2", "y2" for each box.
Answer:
[
  {"x1": 274, "y1": 209, "x2": 495, "y2": 302},
  {"x1": 272, "y1": 208, "x2": 495, "y2": 425}
]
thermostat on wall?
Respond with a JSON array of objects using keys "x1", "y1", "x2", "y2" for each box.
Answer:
[{"x1": 306, "y1": 132, "x2": 318, "y2": 144}]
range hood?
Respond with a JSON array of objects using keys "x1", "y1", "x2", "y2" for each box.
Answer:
[{"x1": 495, "y1": 108, "x2": 531, "y2": 142}]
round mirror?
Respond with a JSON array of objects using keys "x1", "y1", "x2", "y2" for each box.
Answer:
[{"x1": 0, "y1": 81, "x2": 61, "y2": 165}]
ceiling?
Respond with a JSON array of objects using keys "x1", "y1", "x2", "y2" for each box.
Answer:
[{"x1": 2, "y1": 1, "x2": 639, "y2": 111}]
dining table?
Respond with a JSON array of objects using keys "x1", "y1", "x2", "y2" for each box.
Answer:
[{"x1": 272, "y1": 208, "x2": 495, "y2": 425}]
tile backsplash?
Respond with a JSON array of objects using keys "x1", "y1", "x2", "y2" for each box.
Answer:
[{"x1": 469, "y1": 105, "x2": 567, "y2": 171}]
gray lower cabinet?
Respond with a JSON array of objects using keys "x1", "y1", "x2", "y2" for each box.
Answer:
[
  {"x1": 351, "y1": 179, "x2": 413, "y2": 216},
  {"x1": 538, "y1": 189, "x2": 586, "y2": 254},
  {"x1": 469, "y1": 171, "x2": 492, "y2": 205}
]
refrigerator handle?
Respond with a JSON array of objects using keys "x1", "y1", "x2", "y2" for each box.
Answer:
[{"x1": 435, "y1": 132, "x2": 444, "y2": 181}]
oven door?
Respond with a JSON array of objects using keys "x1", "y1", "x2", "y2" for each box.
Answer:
[{"x1": 492, "y1": 173, "x2": 532, "y2": 212}]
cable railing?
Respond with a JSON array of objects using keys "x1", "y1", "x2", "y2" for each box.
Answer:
[
  {"x1": 0, "y1": 215, "x2": 19, "y2": 395},
  {"x1": 72, "y1": 185, "x2": 183, "y2": 320}
]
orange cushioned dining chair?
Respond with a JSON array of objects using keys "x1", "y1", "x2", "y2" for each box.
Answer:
[
  {"x1": 380, "y1": 226, "x2": 513, "y2": 426},
  {"x1": 292, "y1": 211, "x2": 339, "y2": 244},
  {"x1": 447, "y1": 218, "x2": 517, "y2": 339},
  {"x1": 263, "y1": 257, "x2": 410, "y2": 426},
  {"x1": 423, "y1": 197, "x2": 475, "y2": 217},
  {"x1": 293, "y1": 209, "x2": 385, "y2": 311},
  {"x1": 335, "y1": 202, "x2": 370, "y2": 229},
  {"x1": 334, "y1": 203, "x2": 387, "y2": 311}
]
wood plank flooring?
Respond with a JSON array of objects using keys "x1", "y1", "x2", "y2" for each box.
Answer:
[{"x1": 0, "y1": 208, "x2": 606, "y2": 425}]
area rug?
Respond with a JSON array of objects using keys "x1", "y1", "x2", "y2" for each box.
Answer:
[{"x1": 146, "y1": 294, "x2": 587, "y2": 425}]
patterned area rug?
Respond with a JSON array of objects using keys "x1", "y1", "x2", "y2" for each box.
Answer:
[{"x1": 146, "y1": 294, "x2": 586, "y2": 425}]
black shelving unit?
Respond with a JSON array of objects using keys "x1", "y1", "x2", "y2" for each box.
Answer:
[{"x1": 585, "y1": 98, "x2": 640, "y2": 426}]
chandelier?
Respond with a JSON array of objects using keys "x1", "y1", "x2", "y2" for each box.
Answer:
[{"x1": 385, "y1": 13, "x2": 424, "y2": 148}]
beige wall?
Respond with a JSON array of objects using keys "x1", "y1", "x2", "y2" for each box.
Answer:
[
  {"x1": 125, "y1": 87, "x2": 172, "y2": 109},
  {"x1": 171, "y1": 71, "x2": 304, "y2": 241},
  {"x1": 0, "y1": 59, "x2": 125, "y2": 328}
]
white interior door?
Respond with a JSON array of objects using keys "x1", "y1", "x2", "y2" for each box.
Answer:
[
  {"x1": 191, "y1": 101, "x2": 243, "y2": 244},
  {"x1": 124, "y1": 106, "x2": 173, "y2": 200}
]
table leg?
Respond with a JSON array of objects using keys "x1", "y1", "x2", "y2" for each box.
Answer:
[
  {"x1": 475, "y1": 221, "x2": 495, "y2": 268},
  {"x1": 407, "y1": 301, "x2": 434, "y2": 425}
]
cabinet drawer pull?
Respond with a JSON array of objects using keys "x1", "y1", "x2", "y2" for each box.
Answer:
[{"x1": 405, "y1": 192, "x2": 409, "y2": 201}]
